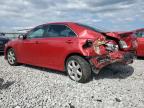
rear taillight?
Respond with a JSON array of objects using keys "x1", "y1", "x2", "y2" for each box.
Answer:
[
  {"x1": 119, "y1": 40, "x2": 128, "y2": 49},
  {"x1": 105, "y1": 42, "x2": 119, "y2": 51}
]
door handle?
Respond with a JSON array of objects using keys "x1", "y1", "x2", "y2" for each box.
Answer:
[{"x1": 65, "y1": 40, "x2": 73, "y2": 44}]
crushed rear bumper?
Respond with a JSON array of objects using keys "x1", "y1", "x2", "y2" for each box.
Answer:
[{"x1": 87, "y1": 51, "x2": 135, "y2": 74}]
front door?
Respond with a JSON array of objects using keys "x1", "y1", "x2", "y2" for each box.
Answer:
[{"x1": 18, "y1": 26, "x2": 45, "y2": 65}]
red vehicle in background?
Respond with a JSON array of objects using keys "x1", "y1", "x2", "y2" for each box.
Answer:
[
  {"x1": 118, "y1": 31, "x2": 138, "y2": 53},
  {"x1": 118, "y1": 28, "x2": 144, "y2": 57},
  {"x1": 134, "y1": 28, "x2": 144, "y2": 57},
  {"x1": 4, "y1": 22, "x2": 136, "y2": 83}
]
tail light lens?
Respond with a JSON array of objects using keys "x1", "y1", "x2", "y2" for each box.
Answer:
[
  {"x1": 105, "y1": 42, "x2": 119, "y2": 51},
  {"x1": 119, "y1": 40, "x2": 128, "y2": 49}
]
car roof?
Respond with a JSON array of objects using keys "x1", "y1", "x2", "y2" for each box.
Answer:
[
  {"x1": 135, "y1": 28, "x2": 144, "y2": 32},
  {"x1": 37, "y1": 22, "x2": 76, "y2": 27},
  {"x1": 46, "y1": 22, "x2": 75, "y2": 25}
]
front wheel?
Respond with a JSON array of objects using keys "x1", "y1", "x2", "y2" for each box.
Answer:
[
  {"x1": 66, "y1": 56, "x2": 92, "y2": 83},
  {"x1": 7, "y1": 48, "x2": 18, "y2": 66}
]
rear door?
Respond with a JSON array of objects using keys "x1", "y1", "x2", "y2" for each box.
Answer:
[
  {"x1": 136, "y1": 31, "x2": 144, "y2": 56},
  {"x1": 37, "y1": 24, "x2": 77, "y2": 70}
]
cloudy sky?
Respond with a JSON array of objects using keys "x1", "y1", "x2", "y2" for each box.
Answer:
[{"x1": 0, "y1": 0, "x2": 143, "y2": 32}]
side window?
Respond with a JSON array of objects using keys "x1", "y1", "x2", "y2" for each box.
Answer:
[
  {"x1": 142, "y1": 32, "x2": 144, "y2": 37},
  {"x1": 28, "y1": 27, "x2": 45, "y2": 39},
  {"x1": 45, "y1": 25, "x2": 76, "y2": 37}
]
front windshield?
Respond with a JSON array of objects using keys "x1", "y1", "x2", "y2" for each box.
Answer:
[{"x1": 76, "y1": 23, "x2": 105, "y2": 33}]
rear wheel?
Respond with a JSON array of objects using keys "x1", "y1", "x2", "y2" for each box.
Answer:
[
  {"x1": 7, "y1": 48, "x2": 18, "y2": 66},
  {"x1": 66, "y1": 56, "x2": 92, "y2": 83}
]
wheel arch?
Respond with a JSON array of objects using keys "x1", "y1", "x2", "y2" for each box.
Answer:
[
  {"x1": 64, "y1": 53, "x2": 90, "y2": 71},
  {"x1": 5, "y1": 47, "x2": 13, "y2": 59}
]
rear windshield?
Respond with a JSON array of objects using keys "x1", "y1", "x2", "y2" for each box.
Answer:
[
  {"x1": 135, "y1": 31, "x2": 144, "y2": 37},
  {"x1": 76, "y1": 23, "x2": 105, "y2": 33}
]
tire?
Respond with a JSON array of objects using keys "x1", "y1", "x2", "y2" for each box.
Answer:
[
  {"x1": 66, "y1": 56, "x2": 92, "y2": 83},
  {"x1": 7, "y1": 48, "x2": 18, "y2": 66}
]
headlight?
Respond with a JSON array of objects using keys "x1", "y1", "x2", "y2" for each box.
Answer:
[
  {"x1": 106, "y1": 43, "x2": 118, "y2": 51},
  {"x1": 119, "y1": 40, "x2": 128, "y2": 49},
  {"x1": 5, "y1": 43, "x2": 8, "y2": 47}
]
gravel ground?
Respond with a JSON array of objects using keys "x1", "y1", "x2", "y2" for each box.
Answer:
[{"x1": 0, "y1": 55, "x2": 144, "y2": 108}]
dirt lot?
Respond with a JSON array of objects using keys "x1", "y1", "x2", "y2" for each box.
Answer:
[{"x1": 0, "y1": 54, "x2": 144, "y2": 108}]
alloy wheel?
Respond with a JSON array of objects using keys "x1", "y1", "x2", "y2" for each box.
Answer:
[
  {"x1": 7, "y1": 49, "x2": 16, "y2": 65},
  {"x1": 67, "y1": 60, "x2": 83, "y2": 81}
]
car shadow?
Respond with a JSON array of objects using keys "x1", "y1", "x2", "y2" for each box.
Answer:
[
  {"x1": 24, "y1": 63, "x2": 134, "y2": 82},
  {"x1": 137, "y1": 57, "x2": 144, "y2": 60},
  {"x1": 93, "y1": 63, "x2": 134, "y2": 80},
  {"x1": 23, "y1": 63, "x2": 134, "y2": 81},
  {"x1": 23, "y1": 64, "x2": 67, "y2": 76}
]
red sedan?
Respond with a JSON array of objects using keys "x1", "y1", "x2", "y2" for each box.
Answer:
[
  {"x1": 134, "y1": 28, "x2": 144, "y2": 57},
  {"x1": 4, "y1": 22, "x2": 136, "y2": 83}
]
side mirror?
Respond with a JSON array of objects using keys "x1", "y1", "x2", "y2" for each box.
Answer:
[{"x1": 18, "y1": 34, "x2": 27, "y2": 39}]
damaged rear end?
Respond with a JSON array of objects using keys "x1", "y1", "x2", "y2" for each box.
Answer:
[{"x1": 80, "y1": 30, "x2": 136, "y2": 74}]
